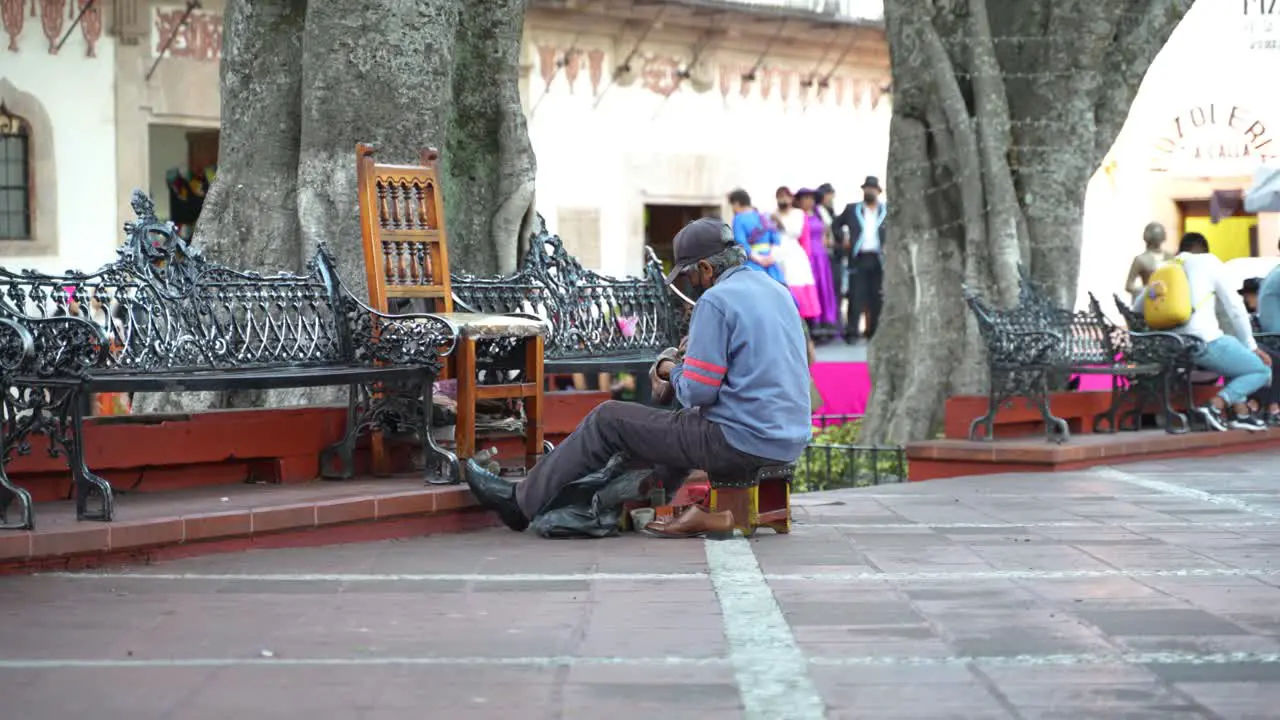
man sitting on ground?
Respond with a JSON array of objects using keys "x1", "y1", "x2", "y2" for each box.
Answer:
[
  {"x1": 1163, "y1": 232, "x2": 1272, "y2": 431},
  {"x1": 465, "y1": 218, "x2": 812, "y2": 538}
]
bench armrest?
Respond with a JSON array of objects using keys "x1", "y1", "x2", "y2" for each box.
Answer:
[
  {"x1": 1255, "y1": 332, "x2": 1280, "y2": 355},
  {"x1": 1128, "y1": 330, "x2": 1204, "y2": 361},
  {"x1": 982, "y1": 328, "x2": 1065, "y2": 367},
  {"x1": 11, "y1": 315, "x2": 110, "y2": 379},
  {"x1": 0, "y1": 317, "x2": 34, "y2": 376},
  {"x1": 341, "y1": 292, "x2": 459, "y2": 364}
]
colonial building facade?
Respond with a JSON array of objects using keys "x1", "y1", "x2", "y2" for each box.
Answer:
[
  {"x1": 1, "y1": 0, "x2": 889, "y2": 276},
  {"x1": 521, "y1": 0, "x2": 891, "y2": 275},
  {"x1": 1079, "y1": 0, "x2": 1280, "y2": 304}
]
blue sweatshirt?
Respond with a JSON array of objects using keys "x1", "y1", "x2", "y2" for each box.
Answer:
[{"x1": 668, "y1": 265, "x2": 811, "y2": 462}]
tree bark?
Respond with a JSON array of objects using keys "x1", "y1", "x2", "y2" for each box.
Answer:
[
  {"x1": 862, "y1": 0, "x2": 1192, "y2": 445},
  {"x1": 134, "y1": 0, "x2": 535, "y2": 412}
]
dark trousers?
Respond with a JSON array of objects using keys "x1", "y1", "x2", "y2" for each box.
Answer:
[
  {"x1": 846, "y1": 252, "x2": 883, "y2": 338},
  {"x1": 514, "y1": 400, "x2": 770, "y2": 518},
  {"x1": 1250, "y1": 349, "x2": 1280, "y2": 408}
]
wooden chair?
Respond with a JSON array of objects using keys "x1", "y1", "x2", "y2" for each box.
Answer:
[{"x1": 355, "y1": 143, "x2": 548, "y2": 478}]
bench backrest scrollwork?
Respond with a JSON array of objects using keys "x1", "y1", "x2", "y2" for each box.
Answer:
[
  {"x1": 0, "y1": 190, "x2": 353, "y2": 376},
  {"x1": 451, "y1": 214, "x2": 678, "y2": 359}
]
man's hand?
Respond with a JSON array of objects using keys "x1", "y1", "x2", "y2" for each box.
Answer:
[
  {"x1": 752, "y1": 253, "x2": 775, "y2": 267},
  {"x1": 655, "y1": 359, "x2": 675, "y2": 380},
  {"x1": 678, "y1": 335, "x2": 688, "y2": 354},
  {"x1": 1257, "y1": 348, "x2": 1273, "y2": 367}
]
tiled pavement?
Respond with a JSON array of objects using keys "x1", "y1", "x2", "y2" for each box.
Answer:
[{"x1": 2, "y1": 452, "x2": 1280, "y2": 718}]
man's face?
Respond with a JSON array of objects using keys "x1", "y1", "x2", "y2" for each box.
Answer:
[
  {"x1": 777, "y1": 192, "x2": 792, "y2": 209},
  {"x1": 680, "y1": 260, "x2": 716, "y2": 301},
  {"x1": 863, "y1": 187, "x2": 880, "y2": 203},
  {"x1": 1245, "y1": 291, "x2": 1259, "y2": 313}
]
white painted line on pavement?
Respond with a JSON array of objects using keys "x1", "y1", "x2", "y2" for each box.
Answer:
[
  {"x1": 0, "y1": 656, "x2": 728, "y2": 669},
  {"x1": 37, "y1": 571, "x2": 707, "y2": 583},
  {"x1": 809, "y1": 651, "x2": 1280, "y2": 667},
  {"x1": 819, "y1": 493, "x2": 1172, "y2": 499},
  {"x1": 765, "y1": 567, "x2": 1280, "y2": 582},
  {"x1": 704, "y1": 538, "x2": 825, "y2": 720},
  {"x1": 1096, "y1": 467, "x2": 1280, "y2": 518},
  {"x1": 802, "y1": 520, "x2": 1280, "y2": 529},
  {"x1": 1, "y1": 651, "x2": 1278, "y2": 671},
  {"x1": 39, "y1": 566, "x2": 1280, "y2": 584}
]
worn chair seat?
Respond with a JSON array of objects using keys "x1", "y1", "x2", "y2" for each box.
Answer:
[{"x1": 430, "y1": 312, "x2": 549, "y2": 340}]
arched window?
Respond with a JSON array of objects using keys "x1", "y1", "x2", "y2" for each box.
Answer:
[{"x1": 0, "y1": 104, "x2": 31, "y2": 240}]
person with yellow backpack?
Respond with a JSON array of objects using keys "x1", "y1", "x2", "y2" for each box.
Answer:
[{"x1": 1139, "y1": 232, "x2": 1271, "y2": 431}]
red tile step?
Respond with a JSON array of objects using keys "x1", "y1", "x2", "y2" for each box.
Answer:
[
  {"x1": 0, "y1": 478, "x2": 503, "y2": 574},
  {"x1": 907, "y1": 427, "x2": 1280, "y2": 481},
  {"x1": 942, "y1": 387, "x2": 1219, "y2": 440}
]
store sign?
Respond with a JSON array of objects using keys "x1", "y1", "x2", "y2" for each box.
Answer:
[
  {"x1": 1150, "y1": 104, "x2": 1276, "y2": 172},
  {"x1": 1243, "y1": 0, "x2": 1280, "y2": 51}
]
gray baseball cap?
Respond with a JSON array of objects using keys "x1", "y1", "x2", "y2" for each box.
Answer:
[{"x1": 664, "y1": 218, "x2": 734, "y2": 285}]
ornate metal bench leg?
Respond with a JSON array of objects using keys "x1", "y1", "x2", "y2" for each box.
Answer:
[
  {"x1": 1117, "y1": 377, "x2": 1148, "y2": 432},
  {"x1": 1162, "y1": 372, "x2": 1190, "y2": 435},
  {"x1": 0, "y1": 462, "x2": 33, "y2": 531},
  {"x1": 0, "y1": 384, "x2": 34, "y2": 530},
  {"x1": 320, "y1": 384, "x2": 362, "y2": 480},
  {"x1": 969, "y1": 378, "x2": 1002, "y2": 441},
  {"x1": 66, "y1": 390, "x2": 113, "y2": 522},
  {"x1": 1182, "y1": 371, "x2": 1203, "y2": 432},
  {"x1": 1093, "y1": 376, "x2": 1122, "y2": 434},
  {"x1": 1034, "y1": 373, "x2": 1070, "y2": 443},
  {"x1": 419, "y1": 374, "x2": 460, "y2": 486}
]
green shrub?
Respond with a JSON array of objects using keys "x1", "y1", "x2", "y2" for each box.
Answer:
[{"x1": 793, "y1": 421, "x2": 907, "y2": 493}]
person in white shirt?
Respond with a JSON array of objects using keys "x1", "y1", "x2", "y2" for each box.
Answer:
[{"x1": 1167, "y1": 232, "x2": 1272, "y2": 431}]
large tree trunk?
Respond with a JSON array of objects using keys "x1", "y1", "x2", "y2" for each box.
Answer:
[
  {"x1": 135, "y1": 0, "x2": 535, "y2": 413},
  {"x1": 861, "y1": 0, "x2": 1192, "y2": 445}
]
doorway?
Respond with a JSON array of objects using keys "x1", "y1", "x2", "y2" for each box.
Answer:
[
  {"x1": 645, "y1": 203, "x2": 721, "y2": 273},
  {"x1": 1179, "y1": 198, "x2": 1258, "y2": 261},
  {"x1": 148, "y1": 124, "x2": 220, "y2": 239}
]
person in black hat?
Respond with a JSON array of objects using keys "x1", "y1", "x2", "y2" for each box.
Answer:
[
  {"x1": 464, "y1": 217, "x2": 812, "y2": 538},
  {"x1": 1238, "y1": 276, "x2": 1280, "y2": 425},
  {"x1": 834, "y1": 175, "x2": 887, "y2": 342},
  {"x1": 1240, "y1": 277, "x2": 1263, "y2": 319}
]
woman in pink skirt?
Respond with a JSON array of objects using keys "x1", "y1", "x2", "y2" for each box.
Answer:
[
  {"x1": 772, "y1": 186, "x2": 821, "y2": 319},
  {"x1": 794, "y1": 188, "x2": 839, "y2": 330}
]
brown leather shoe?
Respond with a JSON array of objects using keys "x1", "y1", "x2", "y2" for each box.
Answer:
[{"x1": 642, "y1": 505, "x2": 734, "y2": 539}]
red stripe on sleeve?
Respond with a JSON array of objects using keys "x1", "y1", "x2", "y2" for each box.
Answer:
[
  {"x1": 685, "y1": 357, "x2": 726, "y2": 376},
  {"x1": 684, "y1": 367, "x2": 722, "y2": 386}
]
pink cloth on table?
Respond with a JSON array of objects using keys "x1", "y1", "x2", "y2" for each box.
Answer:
[{"x1": 810, "y1": 361, "x2": 870, "y2": 416}]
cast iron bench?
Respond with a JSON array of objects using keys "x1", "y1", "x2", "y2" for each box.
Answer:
[
  {"x1": 1118, "y1": 295, "x2": 1280, "y2": 426},
  {"x1": 965, "y1": 271, "x2": 1187, "y2": 443},
  {"x1": 451, "y1": 215, "x2": 682, "y2": 403},
  {"x1": 0, "y1": 191, "x2": 457, "y2": 530}
]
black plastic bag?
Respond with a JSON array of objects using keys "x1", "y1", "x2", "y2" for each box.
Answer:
[{"x1": 529, "y1": 453, "x2": 653, "y2": 539}]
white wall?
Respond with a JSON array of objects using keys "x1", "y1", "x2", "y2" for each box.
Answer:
[
  {"x1": 2, "y1": 28, "x2": 118, "y2": 274},
  {"x1": 526, "y1": 60, "x2": 891, "y2": 276},
  {"x1": 1080, "y1": 0, "x2": 1280, "y2": 309}
]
